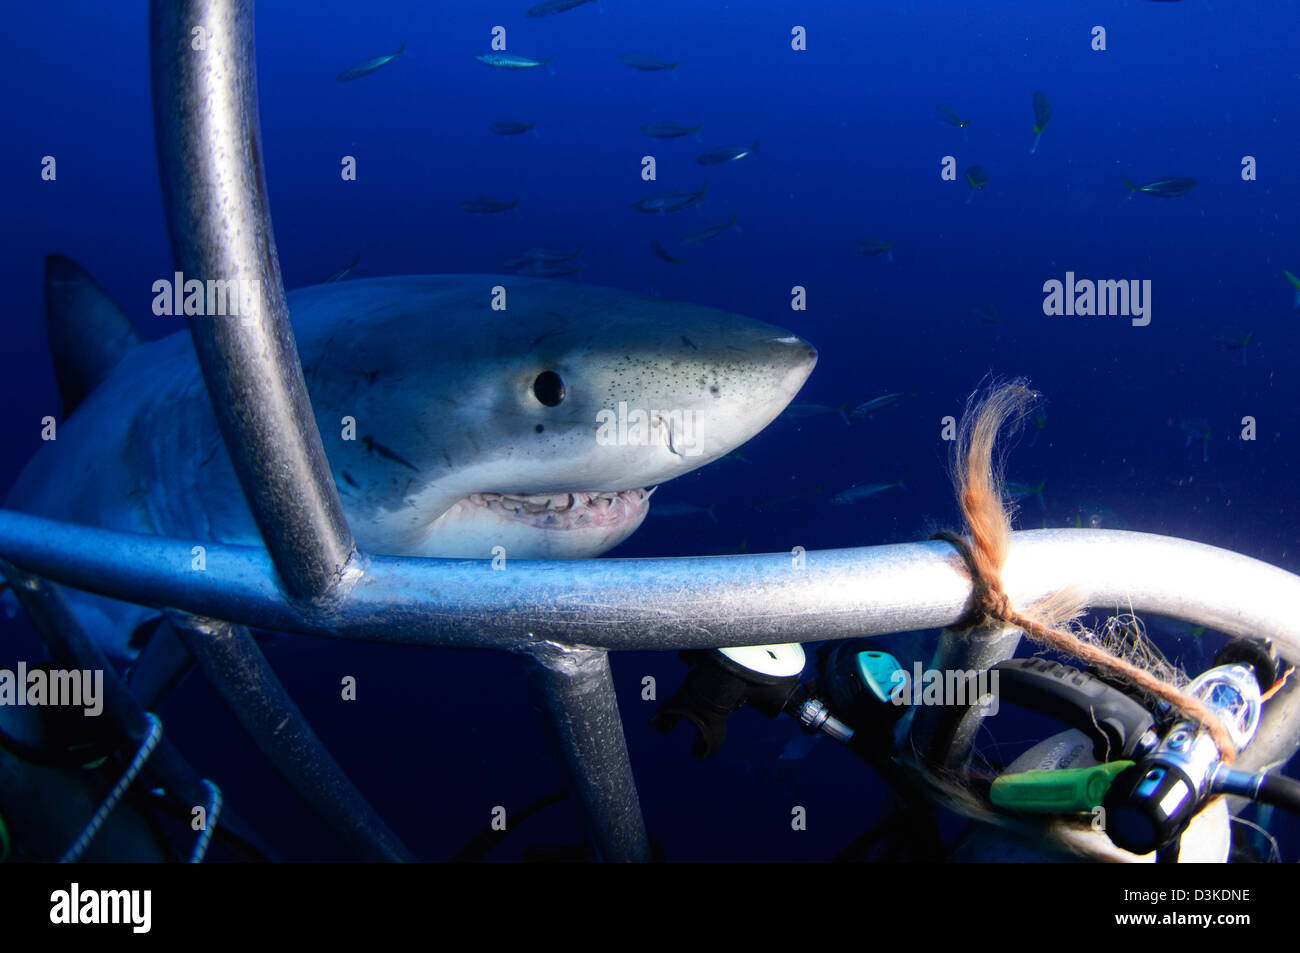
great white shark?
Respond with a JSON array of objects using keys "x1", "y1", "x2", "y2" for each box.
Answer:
[{"x1": 4, "y1": 256, "x2": 816, "y2": 658}]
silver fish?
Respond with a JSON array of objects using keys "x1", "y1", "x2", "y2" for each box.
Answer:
[
  {"x1": 337, "y1": 43, "x2": 406, "y2": 82},
  {"x1": 650, "y1": 239, "x2": 686, "y2": 265},
  {"x1": 488, "y1": 120, "x2": 536, "y2": 136},
  {"x1": 680, "y1": 216, "x2": 737, "y2": 245},
  {"x1": 526, "y1": 0, "x2": 597, "y2": 17},
  {"x1": 630, "y1": 184, "x2": 707, "y2": 214},
  {"x1": 852, "y1": 392, "x2": 908, "y2": 419},
  {"x1": 696, "y1": 140, "x2": 759, "y2": 166},
  {"x1": 830, "y1": 480, "x2": 905, "y2": 505},
  {"x1": 476, "y1": 52, "x2": 551, "y2": 70},
  {"x1": 855, "y1": 239, "x2": 894, "y2": 263},
  {"x1": 640, "y1": 121, "x2": 701, "y2": 139},
  {"x1": 323, "y1": 252, "x2": 361, "y2": 283}
]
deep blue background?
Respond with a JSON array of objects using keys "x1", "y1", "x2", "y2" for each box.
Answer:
[{"x1": 0, "y1": 0, "x2": 1297, "y2": 861}]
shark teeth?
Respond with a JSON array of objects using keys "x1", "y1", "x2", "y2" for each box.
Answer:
[{"x1": 467, "y1": 489, "x2": 650, "y2": 518}]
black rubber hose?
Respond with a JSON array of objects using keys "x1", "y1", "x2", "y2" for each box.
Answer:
[{"x1": 1257, "y1": 773, "x2": 1300, "y2": 816}]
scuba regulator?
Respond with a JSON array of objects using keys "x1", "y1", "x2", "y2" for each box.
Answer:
[
  {"x1": 650, "y1": 643, "x2": 855, "y2": 758},
  {"x1": 983, "y1": 635, "x2": 1300, "y2": 860},
  {"x1": 1101, "y1": 638, "x2": 1300, "y2": 857},
  {"x1": 651, "y1": 637, "x2": 926, "y2": 760},
  {"x1": 653, "y1": 629, "x2": 1300, "y2": 862},
  {"x1": 652, "y1": 638, "x2": 947, "y2": 860}
]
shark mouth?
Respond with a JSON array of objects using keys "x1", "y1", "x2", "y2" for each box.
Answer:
[{"x1": 463, "y1": 488, "x2": 652, "y2": 530}]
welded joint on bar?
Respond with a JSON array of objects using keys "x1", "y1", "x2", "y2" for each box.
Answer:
[
  {"x1": 163, "y1": 610, "x2": 237, "y2": 644},
  {"x1": 517, "y1": 636, "x2": 611, "y2": 675},
  {"x1": 285, "y1": 546, "x2": 369, "y2": 622}
]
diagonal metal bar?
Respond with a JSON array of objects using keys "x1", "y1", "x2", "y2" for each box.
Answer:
[
  {"x1": 164, "y1": 616, "x2": 413, "y2": 861},
  {"x1": 0, "y1": 562, "x2": 273, "y2": 860},
  {"x1": 150, "y1": 0, "x2": 359, "y2": 605}
]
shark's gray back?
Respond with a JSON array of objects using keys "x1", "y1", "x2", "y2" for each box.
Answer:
[
  {"x1": 7, "y1": 273, "x2": 787, "y2": 544},
  {"x1": 6, "y1": 275, "x2": 497, "y2": 543},
  {"x1": 6, "y1": 327, "x2": 227, "y2": 539}
]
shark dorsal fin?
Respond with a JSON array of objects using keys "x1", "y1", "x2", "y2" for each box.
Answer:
[{"x1": 44, "y1": 254, "x2": 143, "y2": 415}]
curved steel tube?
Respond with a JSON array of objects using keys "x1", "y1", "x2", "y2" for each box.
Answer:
[
  {"x1": 146, "y1": 0, "x2": 652, "y2": 862},
  {"x1": 2, "y1": 516, "x2": 1296, "y2": 656},
  {"x1": 144, "y1": 0, "x2": 418, "y2": 862},
  {"x1": 6, "y1": 514, "x2": 1296, "y2": 812},
  {"x1": 150, "y1": 0, "x2": 359, "y2": 605}
]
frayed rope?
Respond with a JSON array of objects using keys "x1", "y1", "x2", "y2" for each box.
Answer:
[{"x1": 936, "y1": 381, "x2": 1236, "y2": 764}]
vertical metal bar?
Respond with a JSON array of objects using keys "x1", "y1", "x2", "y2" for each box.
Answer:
[
  {"x1": 907, "y1": 621, "x2": 1022, "y2": 766},
  {"x1": 166, "y1": 616, "x2": 414, "y2": 861},
  {"x1": 149, "y1": 0, "x2": 359, "y2": 604},
  {"x1": 524, "y1": 643, "x2": 651, "y2": 862},
  {"x1": 147, "y1": 0, "x2": 646, "y2": 860}
]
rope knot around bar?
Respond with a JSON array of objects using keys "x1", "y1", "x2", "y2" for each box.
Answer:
[
  {"x1": 930, "y1": 529, "x2": 1237, "y2": 764},
  {"x1": 931, "y1": 530, "x2": 1006, "y2": 628}
]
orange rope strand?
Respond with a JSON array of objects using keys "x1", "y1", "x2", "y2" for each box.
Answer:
[{"x1": 951, "y1": 381, "x2": 1236, "y2": 763}]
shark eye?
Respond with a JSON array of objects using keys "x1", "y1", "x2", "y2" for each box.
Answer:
[{"x1": 532, "y1": 370, "x2": 566, "y2": 407}]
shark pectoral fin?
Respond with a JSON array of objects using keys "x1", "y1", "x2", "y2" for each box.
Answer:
[{"x1": 44, "y1": 254, "x2": 143, "y2": 415}]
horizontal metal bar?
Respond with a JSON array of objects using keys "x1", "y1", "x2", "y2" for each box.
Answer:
[
  {"x1": 6, "y1": 512, "x2": 1299, "y2": 841},
  {"x1": 150, "y1": 0, "x2": 360, "y2": 604},
  {"x1": 2, "y1": 512, "x2": 1296, "y2": 659}
]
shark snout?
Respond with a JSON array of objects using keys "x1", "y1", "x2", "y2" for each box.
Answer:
[
  {"x1": 748, "y1": 332, "x2": 818, "y2": 409},
  {"x1": 771, "y1": 334, "x2": 818, "y2": 386},
  {"x1": 677, "y1": 330, "x2": 817, "y2": 463}
]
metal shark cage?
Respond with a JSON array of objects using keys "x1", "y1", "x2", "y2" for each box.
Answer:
[{"x1": 2, "y1": 0, "x2": 1299, "y2": 862}]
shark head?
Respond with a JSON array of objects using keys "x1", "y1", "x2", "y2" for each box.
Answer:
[
  {"x1": 299, "y1": 276, "x2": 817, "y2": 558},
  {"x1": 6, "y1": 266, "x2": 815, "y2": 656}
]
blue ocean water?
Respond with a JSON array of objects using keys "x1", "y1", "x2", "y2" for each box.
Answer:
[{"x1": 0, "y1": 1, "x2": 1297, "y2": 861}]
